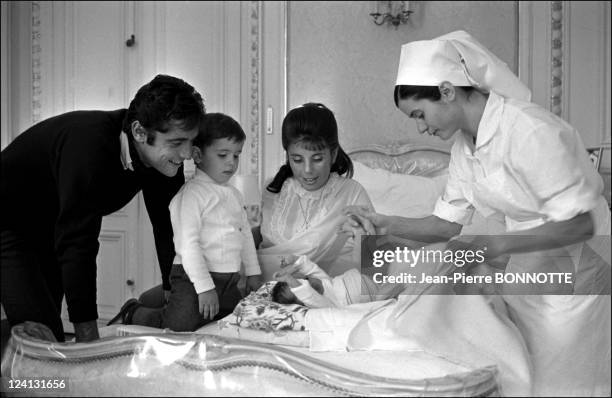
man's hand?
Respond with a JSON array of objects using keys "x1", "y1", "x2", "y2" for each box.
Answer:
[
  {"x1": 23, "y1": 321, "x2": 58, "y2": 342},
  {"x1": 245, "y1": 274, "x2": 263, "y2": 294},
  {"x1": 198, "y1": 289, "x2": 219, "y2": 320},
  {"x1": 74, "y1": 320, "x2": 100, "y2": 343}
]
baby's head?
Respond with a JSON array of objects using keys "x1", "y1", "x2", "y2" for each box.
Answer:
[
  {"x1": 193, "y1": 113, "x2": 246, "y2": 184},
  {"x1": 271, "y1": 278, "x2": 324, "y2": 306},
  {"x1": 271, "y1": 281, "x2": 302, "y2": 305}
]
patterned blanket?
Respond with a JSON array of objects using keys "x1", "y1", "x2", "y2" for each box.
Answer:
[{"x1": 225, "y1": 281, "x2": 308, "y2": 332}]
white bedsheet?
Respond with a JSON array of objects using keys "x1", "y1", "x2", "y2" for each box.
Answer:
[{"x1": 348, "y1": 295, "x2": 532, "y2": 396}]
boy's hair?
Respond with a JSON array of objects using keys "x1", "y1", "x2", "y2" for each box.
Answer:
[
  {"x1": 123, "y1": 74, "x2": 205, "y2": 144},
  {"x1": 194, "y1": 113, "x2": 246, "y2": 150},
  {"x1": 271, "y1": 281, "x2": 298, "y2": 305}
]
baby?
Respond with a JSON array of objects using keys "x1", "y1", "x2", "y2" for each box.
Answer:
[{"x1": 271, "y1": 255, "x2": 381, "y2": 308}]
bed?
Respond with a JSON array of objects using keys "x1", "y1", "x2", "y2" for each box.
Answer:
[{"x1": 2, "y1": 142, "x2": 528, "y2": 397}]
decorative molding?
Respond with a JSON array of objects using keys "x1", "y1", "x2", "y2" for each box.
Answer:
[
  {"x1": 550, "y1": 1, "x2": 563, "y2": 116},
  {"x1": 519, "y1": 1, "x2": 610, "y2": 148},
  {"x1": 248, "y1": 0, "x2": 261, "y2": 176},
  {"x1": 31, "y1": 1, "x2": 42, "y2": 124},
  {"x1": 259, "y1": 2, "x2": 287, "y2": 184}
]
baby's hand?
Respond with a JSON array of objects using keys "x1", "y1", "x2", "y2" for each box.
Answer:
[
  {"x1": 273, "y1": 270, "x2": 301, "y2": 288},
  {"x1": 279, "y1": 254, "x2": 298, "y2": 268}
]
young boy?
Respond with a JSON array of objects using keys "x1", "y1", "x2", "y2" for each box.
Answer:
[{"x1": 114, "y1": 113, "x2": 263, "y2": 331}]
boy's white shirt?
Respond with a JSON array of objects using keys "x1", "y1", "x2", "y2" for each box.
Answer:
[{"x1": 170, "y1": 169, "x2": 261, "y2": 294}]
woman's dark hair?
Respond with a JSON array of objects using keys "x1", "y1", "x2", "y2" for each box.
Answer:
[
  {"x1": 266, "y1": 103, "x2": 353, "y2": 194},
  {"x1": 393, "y1": 85, "x2": 476, "y2": 108},
  {"x1": 194, "y1": 113, "x2": 246, "y2": 150},
  {"x1": 122, "y1": 74, "x2": 206, "y2": 144}
]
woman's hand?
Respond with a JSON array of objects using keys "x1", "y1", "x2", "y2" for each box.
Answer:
[
  {"x1": 245, "y1": 274, "x2": 263, "y2": 294},
  {"x1": 341, "y1": 205, "x2": 392, "y2": 235},
  {"x1": 198, "y1": 289, "x2": 219, "y2": 320}
]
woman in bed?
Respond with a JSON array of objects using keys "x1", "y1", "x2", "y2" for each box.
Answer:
[
  {"x1": 254, "y1": 103, "x2": 373, "y2": 281},
  {"x1": 343, "y1": 30, "x2": 611, "y2": 396}
]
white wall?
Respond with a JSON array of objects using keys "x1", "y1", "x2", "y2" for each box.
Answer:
[
  {"x1": 1, "y1": 1, "x2": 8, "y2": 150},
  {"x1": 287, "y1": 1, "x2": 518, "y2": 151}
]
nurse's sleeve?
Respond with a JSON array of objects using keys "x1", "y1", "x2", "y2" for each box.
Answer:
[
  {"x1": 509, "y1": 124, "x2": 602, "y2": 222},
  {"x1": 432, "y1": 148, "x2": 475, "y2": 225}
]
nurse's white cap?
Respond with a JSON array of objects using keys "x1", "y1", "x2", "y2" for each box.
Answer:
[{"x1": 396, "y1": 30, "x2": 531, "y2": 101}]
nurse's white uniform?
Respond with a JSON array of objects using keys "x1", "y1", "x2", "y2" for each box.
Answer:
[{"x1": 432, "y1": 91, "x2": 611, "y2": 396}]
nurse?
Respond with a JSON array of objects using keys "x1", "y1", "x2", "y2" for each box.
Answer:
[{"x1": 344, "y1": 30, "x2": 610, "y2": 396}]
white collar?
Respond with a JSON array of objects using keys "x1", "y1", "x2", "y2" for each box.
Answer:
[
  {"x1": 193, "y1": 168, "x2": 230, "y2": 187},
  {"x1": 290, "y1": 173, "x2": 339, "y2": 200},
  {"x1": 119, "y1": 132, "x2": 134, "y2": 171},
  {"x1": 474, "y1": 91, "x2": 504, "y2": 150}
]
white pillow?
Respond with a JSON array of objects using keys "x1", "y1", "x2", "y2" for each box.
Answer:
[{"x1": 353, "y1": 161, "x2": 448, "y2": 218}]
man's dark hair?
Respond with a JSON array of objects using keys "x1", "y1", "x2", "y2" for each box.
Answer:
[{"x1": 123, "y1": 74, "x2": 205, "y2": 144}]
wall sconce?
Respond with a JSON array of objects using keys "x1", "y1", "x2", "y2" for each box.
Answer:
[{"x1": 370, "y1": 1, "x2": 413, "y2": 28}]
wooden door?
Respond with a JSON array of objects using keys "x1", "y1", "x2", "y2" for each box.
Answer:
[{"x1": 38, "y1": 1, "x2": 141, "y2": 330}]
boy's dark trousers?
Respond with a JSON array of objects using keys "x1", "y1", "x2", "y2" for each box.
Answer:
[{"x1": 132, "y1": 264, "x2": 242, "y2": 332}]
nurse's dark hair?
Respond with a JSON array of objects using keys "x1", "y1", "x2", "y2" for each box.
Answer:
[
  {"x1": 266, "y1": 103, "x2": 353, "y2": 194},
  {"x1": 122, "y1": 74, "x2": 206, "y2": 145},
  {"x1": 393, "y1": 85, "x2": 476, "y2": 108},
  {"x1": 194, "y1": 113, "x2": 246, "y2": 150}
]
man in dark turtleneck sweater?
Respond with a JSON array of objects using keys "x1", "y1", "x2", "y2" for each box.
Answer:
[{"x1": 1, "y1": 74, "x2": 205, "y2": 342}]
